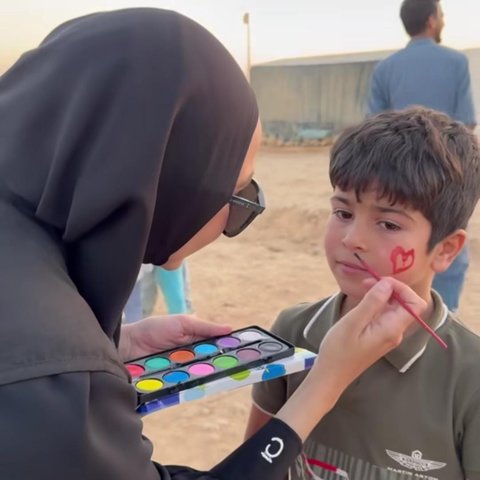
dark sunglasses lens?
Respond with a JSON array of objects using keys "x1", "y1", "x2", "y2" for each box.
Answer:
[
  {"x1": 224, "y1": 182, "x2": 258, "y2": 236},
  {"x1": 238, "y1": 181, "x2": 258, "y2": 202}
]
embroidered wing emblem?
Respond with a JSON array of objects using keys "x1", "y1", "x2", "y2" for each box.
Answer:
[{"x1": 386, "y1": 449, "x2": 447, "y2": 472}]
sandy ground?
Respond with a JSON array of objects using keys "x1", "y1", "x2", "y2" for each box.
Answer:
[{"x1": 143, "y1": 146, "x2": 480, "y2": 470}]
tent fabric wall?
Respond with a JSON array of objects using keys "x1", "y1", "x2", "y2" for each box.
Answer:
[
  {"x1": 252, "y1": 49, "x2": 480, "y2": 141},
  {"x1": 251, "y1": 60, "x2": 376, "y2": 139}
]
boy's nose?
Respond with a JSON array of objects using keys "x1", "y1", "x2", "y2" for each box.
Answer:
[{"x1": 341, "y1": 223, "x2": 368, "y2": 251}]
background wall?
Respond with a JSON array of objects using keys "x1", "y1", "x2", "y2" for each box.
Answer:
[{"x1": 252, "y1": 49, "x2": 480, "y2": 140}]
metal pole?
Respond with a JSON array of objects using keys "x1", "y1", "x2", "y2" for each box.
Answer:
[{"x1": 243, "y1": 12, "x2": 251, "y2": 82}]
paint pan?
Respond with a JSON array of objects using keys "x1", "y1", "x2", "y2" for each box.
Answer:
[{"x1": 125, "y1": 325, "x2": 295, "y2": 405}]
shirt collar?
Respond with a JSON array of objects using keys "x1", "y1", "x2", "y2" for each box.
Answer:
[
  {"x1": 407, "y1": 37, "x2": 436, "y2": 48},
  {"x1": 303, "y1": 290, "x2": 448, "y2": 373}
]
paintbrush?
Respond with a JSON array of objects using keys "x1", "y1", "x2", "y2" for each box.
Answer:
[{"x1": 353, "y1": 252, "x2": 448, "y2": 349}]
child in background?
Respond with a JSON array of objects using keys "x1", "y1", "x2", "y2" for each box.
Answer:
[
  {"x1": 154, "y1": 263, "x2": 192, "y2": 314},
  {"x1": 123, "y1": 262, "x2": 192, "y2": 322},
  {"x1": 245, "y1": 108, "x2": 480, "y2": 480},
  {"x1": 123, "y1": 264, "x2": 153, "y2": 323}
]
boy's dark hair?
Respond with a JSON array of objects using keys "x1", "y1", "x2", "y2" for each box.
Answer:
[
  {"x1": 400, "y1": 0, "x2": 439, "y2": 37},
  {"x1": 329, "y1": 107, "x2": 480, "y2": 250}
]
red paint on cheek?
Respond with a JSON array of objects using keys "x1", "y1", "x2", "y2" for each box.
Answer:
[{"x1": 390, "y1": 246, "x2": 415, "y2": 274}]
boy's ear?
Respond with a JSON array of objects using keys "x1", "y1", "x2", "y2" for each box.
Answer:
[{"x1": 431, "y1": 229, "x2": 467, "y2": 273}]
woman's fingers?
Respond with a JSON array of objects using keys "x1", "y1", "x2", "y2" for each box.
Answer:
[{"x1": 182, "y1": 316, "x2": 232, "y2": 340}]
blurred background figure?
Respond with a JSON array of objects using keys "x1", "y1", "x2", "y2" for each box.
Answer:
[
  {"x1": 154, "y1": 263, "x2": 193, "y2": 314},
  {"x1": 123, "y1": 262, "x2": 192, "y2": 322}
]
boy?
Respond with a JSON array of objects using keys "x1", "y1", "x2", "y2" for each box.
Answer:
[{"x1": 245, "y1": 108, "x2": 480, "y2": 480}]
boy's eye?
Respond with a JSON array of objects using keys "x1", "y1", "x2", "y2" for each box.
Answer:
[
  {"x1": 379, "y1": 221, "x2": 401, "y2": 231},
  {"x1": 333, "y1": 209, "x2": 352, "y2": 220}
]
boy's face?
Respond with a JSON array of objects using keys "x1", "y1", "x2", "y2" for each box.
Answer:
[{"x1": 324, "y1": 187, "x2": 436, "y2": 302}]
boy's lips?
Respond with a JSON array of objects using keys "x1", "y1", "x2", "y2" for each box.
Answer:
[{"x1": 336, "y1": 260, "x2": 368, "y2": 273}]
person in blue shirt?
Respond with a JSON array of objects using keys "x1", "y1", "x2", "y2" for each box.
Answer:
[{"x1": 368, "y1": 0, "x2": 477, "y2": 312}]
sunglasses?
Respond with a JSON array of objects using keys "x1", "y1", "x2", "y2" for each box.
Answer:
[{"x1": 223, "y1": 178, "x2": 266, "y2": 237}]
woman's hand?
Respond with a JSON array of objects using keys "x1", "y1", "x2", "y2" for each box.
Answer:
[
  {"x1": 276, "y1": 277, "x2": 427, "y2": 441},
  {"x1": 119, "y1": 315, "x2": 232, "y2": 361},
  {"x1": 311, "y1": 277, "x2": 427, "y2": 406}
]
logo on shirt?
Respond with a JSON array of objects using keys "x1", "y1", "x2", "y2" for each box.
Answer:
[
  {"x1": 386, "y1": 449, "x2": 447, "y2": 472},
  {"x1": 261, "y1": 437, "x2": 284, "y2": 464}
]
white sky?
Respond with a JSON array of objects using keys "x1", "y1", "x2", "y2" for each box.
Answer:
[{"x1": 1, "y1": 0, "x2": 480, "y2": 73}]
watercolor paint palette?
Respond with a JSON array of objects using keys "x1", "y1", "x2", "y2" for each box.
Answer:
[
  {"x1": 137, "y1": 347, "x2": 317, "y2": 416},
  {"x1": 125, "y1": 326, "x2": 295, "y2": 405}
]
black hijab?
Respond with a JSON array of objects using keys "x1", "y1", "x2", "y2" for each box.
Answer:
[{"x1": 0, "y1": 9, "x2": 258, "y2": 384}]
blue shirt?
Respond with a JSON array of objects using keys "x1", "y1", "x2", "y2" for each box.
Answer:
[{"x1": 368, "y1": 38, "x2": 476, "y2": 125}]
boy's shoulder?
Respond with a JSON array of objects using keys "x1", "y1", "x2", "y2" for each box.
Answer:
[
  {"x1": 442, "y1": 314, "x2": 480, "y2": 364},
  {"x1": 271, "y1": 295, "x2": 338, "y2": 349}
]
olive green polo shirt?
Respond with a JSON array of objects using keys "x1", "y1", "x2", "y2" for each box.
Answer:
[{"x1": 252, "y1": 291, "x2": 480, "y2": 480}]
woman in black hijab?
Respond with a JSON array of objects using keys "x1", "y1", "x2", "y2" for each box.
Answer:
[{"x1": 0, "y1": 8, "x2": 425, "y2": 480}]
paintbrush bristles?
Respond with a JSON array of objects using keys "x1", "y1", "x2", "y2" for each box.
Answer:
[{"x1": 354, "y1": 253, "x2": 381, "y2": 281}]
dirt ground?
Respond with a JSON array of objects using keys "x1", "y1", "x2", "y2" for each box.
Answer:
[{"x1": 143, "y1": 146, "x2": 480, "y2": 470}]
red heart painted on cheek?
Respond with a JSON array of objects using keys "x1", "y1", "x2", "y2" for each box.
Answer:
[{"x1": 390, "y1": 246, "x2": 415, "y2": 274}]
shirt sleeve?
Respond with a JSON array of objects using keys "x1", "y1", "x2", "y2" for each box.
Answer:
[
  {"x1": 0, "y1": 371, "x2": 162, "y2": 480},
  {"x1": 0, "y1": 371, "x2": 300, "y2": 480},
  {"x1": 454, "y1": 56, "x2": 477, "y2": 126},
  {"x1": 462, "y1": 387, "x2": 480, "y2": 480},
  {"x1": 367, "y1": 63, "x2": 389, "y2": 115},
  {"x1": 211, "y1": 418, "x2": 301, "y2": 479}
]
